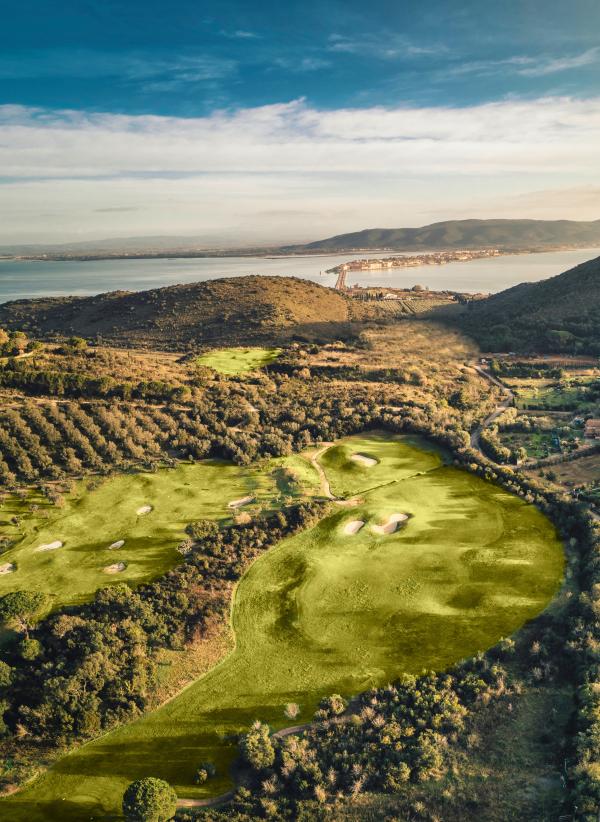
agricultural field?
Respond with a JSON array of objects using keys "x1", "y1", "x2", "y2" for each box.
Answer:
[
  {"x1": 2, "y1": 432, "x2": 564, "y2": 821},
  {"x1": 525, "y1": 451, "x2": 600, "y2": 489},
  {"x1": 196, "y1": 347, "x2": 282, "y2": 375},
  {"x1": 0, "y1": 456, "x2": 321, "y2": 610},
  {"x1": 506, "y1": 375, "x2": 598, "y2": 413}
]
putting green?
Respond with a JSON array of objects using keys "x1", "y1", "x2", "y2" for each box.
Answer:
[
  {"x1": 0, "y1": 457, "x2": 320, "y2": 610},
  {"x1": 196, "y1": 347, "x2": 281, "y2": 375},
  {"x1": 1, "y1": 433, "x2": 564, "y2": 821}
]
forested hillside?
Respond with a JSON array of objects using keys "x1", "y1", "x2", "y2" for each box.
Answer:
[{"x1": 458, "y1": 253, "x2": 600, "y2": 353}]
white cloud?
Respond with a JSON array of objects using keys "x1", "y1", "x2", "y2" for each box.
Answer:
[
  {"x1": 1, "y1": 97, "x2": 599, "y2": 243},
  {"x1": 517, "y1": 47, "x2": 600, "y2": 77},
  {"x1": 444, "y1": 47, "x2": 600, "y2": 79}
]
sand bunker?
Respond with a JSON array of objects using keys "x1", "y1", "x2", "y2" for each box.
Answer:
[
  {"x1": 0, "y1": 563, "x2": 15, "y2": 575},
  {"x1": 371, "y1": 513, "x2": 408, "y2": 535},
  {"x1": 343, "y1": 520, "x2": 365, "y2": 535},
  {"x1": 108, "y1": 540, "x2": 125, "y2": 550},
  {"x1": 104, "y1": 562, "x2": 126, "y2": 574},
  {"x1": 350, "y1": 454, "x2": 379, "y2": 468},
  {"x1": 228, "y1": 495, "x2": 255, "y2": 509},
  {"x1": 34, "y1": 540, "x2": 64, "y2": 553},
  {"x1": 136, "y1": 505, "x2": 153, "y2": 516},
  {"x1": 351, "y1": 453, "x2": 378, "y2": 467}
]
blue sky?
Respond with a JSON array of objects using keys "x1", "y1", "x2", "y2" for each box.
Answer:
[
  {"x1": 1, "y1": 0, "x2": 600, "y2": 244},
  {"x1": 3, "y1": 0, "x2": 600, "y2": 114}
]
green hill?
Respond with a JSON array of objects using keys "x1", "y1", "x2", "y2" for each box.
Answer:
[
  {"x1": 284, "y1": 218, "x2": 600, "y2": 252},
  {"x1": 458, "y1": 254, "x2": 600, "y2": 354},
  {"x1": 0, "y1": 275, "x2": 385, "y2": 349}
]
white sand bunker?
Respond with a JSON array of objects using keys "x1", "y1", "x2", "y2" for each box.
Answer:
[
  {"x1": 108, "y1": 540, "x2": 125, "y2": 550},
  {"x1": 104, "y1": 562, "x2": 127, "y2": 574},
  {"x1": 136, "y1": 505, "x2": 153, "y2": 516},
  {"x1": 34, "y1": 540, "x2": 63, "y2": 553},
  {"x1": 351, "y1": 453, "x2": 378, "y2": 467},
  {"x1": 228, "y1": 495, "x2": 255, "y2": 509},
  {"x1": 0, "y1": 563, "x2": 15, "y2": 575},
  {"x1": 343, "y1": 520, "x2": 365, "y2": 535},
  {"x1": 371, "y1": 513, "x2": 408, "y2": 535}
]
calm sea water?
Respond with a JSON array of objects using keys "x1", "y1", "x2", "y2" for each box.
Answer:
[{"x1": 0, "y1": 248, "x2": 598, "y2": 305}]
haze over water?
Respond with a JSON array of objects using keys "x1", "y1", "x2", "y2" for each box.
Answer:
[{"x1": 0, "y1": 248, "x2": 598, "y2": 305}]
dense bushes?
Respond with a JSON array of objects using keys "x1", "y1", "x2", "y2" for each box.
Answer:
[{"x1": 177, "y1": 660, "x2": 511, "y2": 821}]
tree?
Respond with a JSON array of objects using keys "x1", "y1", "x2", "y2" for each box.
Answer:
[
  {"x1": 122, "y1": 777, "x2": 177, "y2": 822},
  {"x1": 0, "y1": 660, "x2": 13, "y2": 689},
  {"x1": 239, "y1": 720, "x2": 275, "y2": 771},
  {"x1": 318, "y1": 694, "x2": 347, "y2": 717},
  {"x1": 0, "y1": 590, "x2": 47, "y2": 632}
]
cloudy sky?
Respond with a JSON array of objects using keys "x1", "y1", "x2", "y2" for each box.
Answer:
[{"x1": 2, "y1": 0, "x2": 600, "y2": 245}]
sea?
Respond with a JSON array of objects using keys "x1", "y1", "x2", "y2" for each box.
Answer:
[{"x1": 0, "y1": 248, "x2": 598, "y2": 305}]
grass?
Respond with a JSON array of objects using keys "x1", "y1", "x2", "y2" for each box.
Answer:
[
  {"x1": 506, "y1": 377, "x2": 596, "y2": 412},
  {"x1": 0, "y1": 457, "x2": 318, "y2": 610},
  {"x1": 196, "y1": 347, "x2": 281, "y2": 375},
  {"x1": 2, "y1": 433, "x2": 565, "y2": 821}
]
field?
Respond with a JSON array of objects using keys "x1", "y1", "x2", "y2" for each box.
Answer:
[
  {"x1": 2, "y1": 433, "x2": 564, "y2": 821},
  {"x1": 506, "y1": 376, "x2": 596, "y2": 412},
  {"x1": 0, "y1": 457, "x2": 320, "y2": 610},
  {"x1": 196, "y1": 347, "x2": 282, "y2": 375},
  {"x1": 526, "y1": 451, "x2": 600, "y2": 488}
]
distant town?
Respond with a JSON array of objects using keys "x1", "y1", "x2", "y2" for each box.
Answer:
[{"x1": 327, "y1": 248, "x2": 503, "y2": 285}]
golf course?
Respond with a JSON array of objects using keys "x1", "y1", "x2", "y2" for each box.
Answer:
[
  {"x1": 0, "y1": 432, "x2": 565, "y2": 821},
  {"x1": 0, "y1": 456, "x2": 321, "y2": 610},
  {"x1": 196, "y1": 347, "x2": 282, "y2": 375}
]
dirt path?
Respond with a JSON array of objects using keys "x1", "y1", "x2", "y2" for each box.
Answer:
[
  {"x1": 309, "y1": 443, "x2": 336, "y2": 499},
  {"x1": 469, "y1": 363, "x2": 515, "y2": 451},
  {"x1": 176, "y1": 714, "x2": 355, "y2": 809}
]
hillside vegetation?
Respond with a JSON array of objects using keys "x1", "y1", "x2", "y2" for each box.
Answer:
[
  {"x1": 458, "y1": 253, "x2": 600, "y2": 354},
  {"x1": 0, "y1": 276, "x2": 384, "y2": 349},
  {"x1": 284, "y1": 218, "x2": 600, "y2": 252}
]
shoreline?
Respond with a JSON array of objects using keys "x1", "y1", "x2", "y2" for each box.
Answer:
[{"x1": 4, "y1": 243, "x2": 596, "y2": 264}]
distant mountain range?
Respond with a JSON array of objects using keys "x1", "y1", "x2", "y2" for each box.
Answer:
[
  {"x1": 458, "y1": 253, "x2": 600, "y2": 354},
  {"x1": 3, "y1": 218, "x2": 600, "y2": 259},
  {"x1": 284, "y1": 219, "x2": 600, "y2": 253}
]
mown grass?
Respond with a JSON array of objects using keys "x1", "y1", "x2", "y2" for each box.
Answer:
[
  {"x1": 2, "y1": 433, "x2": 565, "y2": 821},
  {"x1": 0, "y1": 457, "x2": 318, "y2": 609},
  {"x1": 196, "y1": 347, "x2": 281, "y2": 375}
]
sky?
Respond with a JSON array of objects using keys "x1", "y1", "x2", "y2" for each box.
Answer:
[{"x1": 1, "y1": 0, "x2": 600, "y2": 246}]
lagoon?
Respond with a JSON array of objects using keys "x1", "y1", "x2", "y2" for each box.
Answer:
[{"x1": 0, "y1": 247, "x2": 599, "y2": 303}]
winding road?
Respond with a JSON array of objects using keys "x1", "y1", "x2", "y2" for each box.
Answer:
[{"x1": 469, "y1": 363, "x2": 515, "y2": 450}]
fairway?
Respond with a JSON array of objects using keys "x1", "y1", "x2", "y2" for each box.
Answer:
[
  {"x1": 196, "y1": 346, "x2": 281, "y2": 375},
  {"x1": 1, "y1": 433, "x2": 565, "y2": 821},
  {"x1": 0, "y1": 457, "x2": 319, "y2": 609}
]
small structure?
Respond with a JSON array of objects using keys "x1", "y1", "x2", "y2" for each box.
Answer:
[{"x1": 584, "y1": 419, "x2": 600, "y2": 439}]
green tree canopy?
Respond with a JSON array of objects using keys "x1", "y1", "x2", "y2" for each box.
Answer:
[
  {"x1": 239, "y1": 720, "x2": 275, "y2": 771},
  {"x1": 122, "y1": 777, "x2": 177, "y2": 822},
  {"x1": 0, "y1": 590, "x2": 47, "y2": 628}
]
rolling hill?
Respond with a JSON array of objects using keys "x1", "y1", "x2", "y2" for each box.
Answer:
[
  {"x1": 0, "y1": 275, "x2": 386, "y2": 349},
  {"x1": 458, "y1": 253, "x2": 600, "y2": 354},
  {"x1": 283, "y1": 218, "x2": 600, "y2": 253}
]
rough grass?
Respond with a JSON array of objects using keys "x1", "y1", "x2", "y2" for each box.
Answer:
[
  {"x1": 2, "y1": 433, "x2": 565, "y2": 821},
  {"x1": 0, "y1": 457, "x2": 315, "y2": 609},
  {"x1": 196, "y1": 347, "x2": 282, "y2": 375}
]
